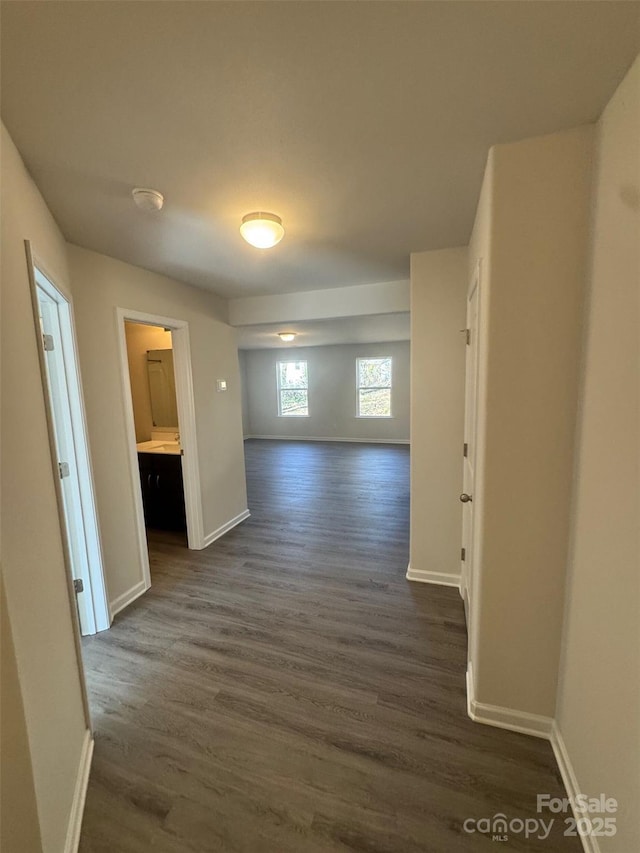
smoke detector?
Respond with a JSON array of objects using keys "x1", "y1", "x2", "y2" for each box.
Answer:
[{"x1": 132, "y1": 188, "x2": 164, "y2": 212}]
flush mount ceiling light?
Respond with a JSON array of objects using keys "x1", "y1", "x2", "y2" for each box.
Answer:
[
  {"x1": 278, "y1": 332, "x2": 296, "y2": 343},
  {"x1": 132, "y1": 187, "x2": 164, "y2": 212},
  {"x1": 240, "y1": 212, "x2": 284, "y2": 249}
]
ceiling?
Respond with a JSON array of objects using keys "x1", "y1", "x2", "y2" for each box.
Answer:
[
  {"x1": 236, "y1": 312, "x2": 410, "y2": 350},
  {"x1": 2, "y1": 2, "x2": 639, "y2": 299}
]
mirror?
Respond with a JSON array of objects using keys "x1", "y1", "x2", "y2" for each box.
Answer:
[{"x1": 147, "y1": 349, "x2": 178, "y2": 428}]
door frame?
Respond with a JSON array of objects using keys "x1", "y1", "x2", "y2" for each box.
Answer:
[
  {"x1": 26, "y1": 241, "x2": 110, "y2": 634},
  {"x1": 115, "y1": 308, "x2": 204, "y2": 571},
  {"x1": 24, "y1": 240, "x2": 104, "y2": 727},
  {"x1": 461, "y1": 260, "x2": 482, "y2": 616}
]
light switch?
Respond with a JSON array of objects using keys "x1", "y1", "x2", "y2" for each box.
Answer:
[{"x1": 216, "y1": 379, "x2": 227, "y2": 392}]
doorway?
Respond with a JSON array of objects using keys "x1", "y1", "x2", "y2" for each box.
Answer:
[
  {"x1": 115, "y1": 309, "x2": 204, "y2": 572},
  {"x1": 124, "y1": 322, "x2": 187, "y2": 541},
  {"x1": 26, "y1": 243, "x2": 110, "y2": 636}
]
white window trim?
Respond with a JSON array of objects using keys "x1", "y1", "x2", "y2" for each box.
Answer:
[
  {"x1": 356, "y1": 357, "x2": 393, "y2": 418},
  {"x1": 276, "y1": 360, "x2": 310, "y2": 418}
]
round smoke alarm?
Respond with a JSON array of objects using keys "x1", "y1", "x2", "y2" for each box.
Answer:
[{"x1": 132, "y1": 187, "x2": 164, "y2": 212}]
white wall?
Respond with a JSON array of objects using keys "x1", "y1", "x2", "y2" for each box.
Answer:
[
  {"x1": 556, "y1": 56, "x2": 640, "y2": 852},
  {"x1": 243, "y1": 341, "x2": 409, "y2": 442},
  {"x1": 468, "y1": 125, "x2": 594, "y2": 718},
  {"x1": 229, "y1": 279, "x2": 410, "y2": 326},
  {"x1": 68, "y1": 245, "x2": 248, "y2": 607},
  {"x1": 1, "y1": 578, "x2": 42, "y2": 853},
  {"x1": 238, "y1": 349, "x2": 250, "y2": 438},
  {"x1": 1, "y1": 122, "x2": 88, "y2": 853},
  {"x1": 409, "y1": 248, "x2": 468, "y2": 585}
]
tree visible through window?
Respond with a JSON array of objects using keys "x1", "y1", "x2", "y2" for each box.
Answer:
[
  {"x1": 357, "y1": 357, "x2": 392, "y2": 417},
  {"x1": 277, "y1": 361, "x2": 309, "y2": 416}
]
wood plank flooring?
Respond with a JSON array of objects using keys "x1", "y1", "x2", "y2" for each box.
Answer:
[{"x1": 79, "y1": 440, "x2": 579, "y2": 852}]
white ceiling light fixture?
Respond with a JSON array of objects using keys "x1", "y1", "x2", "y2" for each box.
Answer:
[
  {"x1": 278, "y1": 332, "x2": 296, "y2": 343},
  {"x1": 240, "y1": 212, "x2": 284, "y2": 249},
  {"x1": 132, "y1": 187, "x2": 164, "y2": 212}
]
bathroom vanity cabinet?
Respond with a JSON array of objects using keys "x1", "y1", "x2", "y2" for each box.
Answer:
[{"x1": 137, "y1": 452, "x2": 186, "y2": 532}]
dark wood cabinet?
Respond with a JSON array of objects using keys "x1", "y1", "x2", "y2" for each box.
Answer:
[{"x1": 137, "y1": 453, "x2": 186, "y2": 532}]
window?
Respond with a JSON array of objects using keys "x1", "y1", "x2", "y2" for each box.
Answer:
[
  {"x1": 277, "y1": 361, "x2": 309, "y2": 416},
  {"x1": 357, "y1": 357, "x2": 392, "y2": 417}
]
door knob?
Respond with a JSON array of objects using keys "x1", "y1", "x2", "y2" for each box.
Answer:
[{"x1": 459, "y1": 493, "x2": 473, "y2": 503}]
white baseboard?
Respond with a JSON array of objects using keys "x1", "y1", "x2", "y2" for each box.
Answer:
[
  {"x1": 110, "y1": 579, "x2": 148, "y2": 617},
  {"x1": 550, "y1": 722, "x2": 599, "y2": 853},
  {"x1": 406, "y1": 563, "x2": 461, "y2": 588},
  {"x1": 64, "y1": 729, "x2": 94, "y2": 853},
  {"x1": 465, "y1": 669, "x2": 598, "y2": 853},
  {"x1": 466, "y1": 663, "x2": 553, "y2": 739},
  {"x1": 244, "y1": 435, "x2": 410, "y2": 445},
  {"x1": 203, "y1": 509, "x2": 251, "y2": 548}
]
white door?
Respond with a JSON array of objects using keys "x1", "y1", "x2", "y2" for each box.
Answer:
[
  {"x1": 35, "y1": 269, "x2": 110, "y2": 635},
  {"x1": 461, "y1": 267, "x2": 480, "y2": 622}
]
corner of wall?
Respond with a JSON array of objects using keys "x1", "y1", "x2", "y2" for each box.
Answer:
[{"x1": 409, "y1": 247, "x2": 468, "y2": 587}]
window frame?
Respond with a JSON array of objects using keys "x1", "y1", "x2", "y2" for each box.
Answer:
[
  {"x1": 356, "y1": 356, "x2": 393, "y2": 419},
  {"x1": 276, "y1": 359, "x2": 310, "y2": 418}
]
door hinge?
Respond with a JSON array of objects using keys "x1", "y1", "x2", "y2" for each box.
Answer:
[
  {"x1": 465, "y1": 328, "x2": 470, "y2": 346},
  {"x1": 463, "y1": 442, "x2": 468, "y2": 458},
  {"x1": 42, "y1": 333, "x2": 55, "y2": 351},
  {"x1": 58, "y1": 461, "x2": 70, "y2": 479},
  {"x1": 73, "y1": 578, "x2": 84, "y2": 594},
  {"x1": 461, "y1": 547, "x2": 466, "y2": 562}
]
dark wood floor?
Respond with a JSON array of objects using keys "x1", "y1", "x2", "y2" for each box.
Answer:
[{"x1": 79, "y1": 440, "x2": 578, "y2": 852}]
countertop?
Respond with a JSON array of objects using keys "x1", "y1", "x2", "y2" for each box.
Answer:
[{"x1": 136, "y1": 440, "x2": 181, "y2": 456}]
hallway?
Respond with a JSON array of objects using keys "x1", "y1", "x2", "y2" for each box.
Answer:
[{"x1": 79, "y1": 441, "x2": 577, "y2": 852}]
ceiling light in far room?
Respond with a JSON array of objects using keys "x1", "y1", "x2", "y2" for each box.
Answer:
[
  {"x1": 278, "y1": 332, "x2": 296, "y2": 343},
  {"x1": 132, "y1": 187, "x2": 164, "y2": 212},
  {"x1": 240, "y1": 212, "x2": 284, "y2": 248}
]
